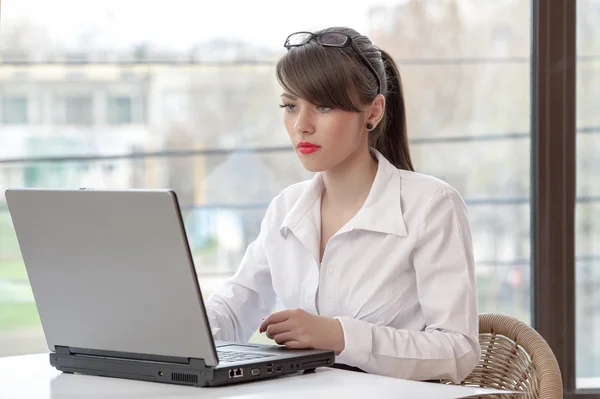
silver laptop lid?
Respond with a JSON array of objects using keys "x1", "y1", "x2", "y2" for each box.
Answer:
[{"x1": 5, "y1": 188, "x2": 218, "y2": 367}]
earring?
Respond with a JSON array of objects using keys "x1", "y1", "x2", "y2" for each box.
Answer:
[{"x1": 367, "y1": 123, "x2": 374, "y2": 131}]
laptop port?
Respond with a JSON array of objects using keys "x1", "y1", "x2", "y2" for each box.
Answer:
[
  {"x1": 275, "y1": 365, "x2": 284, "y2": 373},
  {"x1": 301, "y1": 360, "x2": 328, "y2": 369},
  {"x1": 229, "y1": 368, "x2": 244, "y2": 379},
  {"x1": 251, "y1": 368, "x2": 260, "y2": 376},
  {"x1": 265, "y1": 362, "x2": 273, "y2": 374}
]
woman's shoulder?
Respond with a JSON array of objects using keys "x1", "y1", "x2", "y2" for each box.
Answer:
[
  {"x1": 392, "y1": 169, "x2": 470, "y2": 230},
  {"x1": 396, "y1": 168, "x2": 465, "y2": 205}
]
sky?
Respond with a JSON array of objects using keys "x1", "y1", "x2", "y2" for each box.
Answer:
[{"x1": 1, "y1": 0, "x2": 407, "y2": 51}]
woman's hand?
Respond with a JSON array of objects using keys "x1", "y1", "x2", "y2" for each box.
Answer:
[{"x1": 259, "y1": 308, "x2": 345, "y2": 353}]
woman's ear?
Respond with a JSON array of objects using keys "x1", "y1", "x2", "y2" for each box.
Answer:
[{"x1": 366, "y1": 94, "x2": 386, "y2": 130}]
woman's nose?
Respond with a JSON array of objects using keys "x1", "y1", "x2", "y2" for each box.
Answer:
[{"x1": 294, "y1": 109, "x2": 315, "y2": 135}]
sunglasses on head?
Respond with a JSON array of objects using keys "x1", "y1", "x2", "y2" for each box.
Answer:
[{"x1": 284, "y1": 31, "x2": 382, "y2": 95}]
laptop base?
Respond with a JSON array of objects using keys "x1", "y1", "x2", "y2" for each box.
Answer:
[{"x1": 50, "y1": 346, "x2": 335, "y2": 387}]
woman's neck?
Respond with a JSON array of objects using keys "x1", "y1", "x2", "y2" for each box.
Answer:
[{"x1": 321, "y1": 147, "x2": 378, "y2": 208}]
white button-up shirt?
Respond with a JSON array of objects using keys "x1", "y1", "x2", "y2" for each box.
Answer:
[{"x1": 205, "y1": 149, "x2": 480, "y2": 382}]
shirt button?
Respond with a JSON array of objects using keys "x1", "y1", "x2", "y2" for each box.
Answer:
[
  {"x1": 357, "y1": 229, "x2": 363, "y2": 233},
  {"x1": 326, "y1": 268, "x2": 334, "y2": 276}
]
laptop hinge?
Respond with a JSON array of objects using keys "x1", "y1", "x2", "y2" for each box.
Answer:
[{"x1": 54, "y1": 345, "x2": 206, "y2": 367}]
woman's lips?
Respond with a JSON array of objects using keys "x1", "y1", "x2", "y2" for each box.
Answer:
[{"x1": 297, "y1": 142, "x2": 321, "y2": 155}]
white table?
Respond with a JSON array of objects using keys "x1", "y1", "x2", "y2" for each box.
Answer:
[{"x1": 0, "y1": 354, "x2": 514, "y2": 399}]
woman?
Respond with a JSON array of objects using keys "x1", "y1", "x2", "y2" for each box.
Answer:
[{"x1": 205, "y1": 27, "x2": 480, "y2": 383}]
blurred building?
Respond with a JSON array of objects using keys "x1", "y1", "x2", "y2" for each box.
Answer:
[{"x1": 0, "y1": 59, "x2": 149, "y2": 191}]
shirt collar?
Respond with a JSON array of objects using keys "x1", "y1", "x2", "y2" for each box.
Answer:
[{"x1": 279, "y1": 149, "x2": 408, "y2": 238}]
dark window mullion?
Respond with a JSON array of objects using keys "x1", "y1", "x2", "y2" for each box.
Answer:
[{"x1": 532, "y1": 0, "x2": 577, "y2": 395}]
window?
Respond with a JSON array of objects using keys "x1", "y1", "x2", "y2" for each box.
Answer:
[
  {"x1": 107, "y1": 96, "x2": 133, "y2": 125},
  {"x1": 1, "y1": 96, "x2": 28, "y2": 124},
  {"x1": 53, "y1": 96, "x2": 93, "y2": 125},
  {"x1": 0, "y1": 0, "x2": 534, "y2": 358},
  {"x1": 65, "y1": 96, "x2": 93, "y2": 125},
  {"x1": 576, "y1": 0, "x2": 600, "y2": 388}
]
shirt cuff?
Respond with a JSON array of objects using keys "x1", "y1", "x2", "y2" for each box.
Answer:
[{"x1": 334, "y1": 316, "x2": 372, "y2": 368}]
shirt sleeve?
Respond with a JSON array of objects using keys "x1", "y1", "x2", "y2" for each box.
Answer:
[
  {"x1": 334, "y1": 189, "x2": 480, "y2": 383},
  {"x1": 203, "y1": 199, "x2": 278, "y2": 343}
]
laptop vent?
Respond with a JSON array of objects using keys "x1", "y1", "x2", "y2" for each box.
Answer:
[{"x1": 171, "y1": 372, "x2": 198, "y2": 384}]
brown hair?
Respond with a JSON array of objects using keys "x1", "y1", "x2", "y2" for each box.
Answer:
[{"x1": 276, "y1": 27, "x2": 414, "y2": 171}]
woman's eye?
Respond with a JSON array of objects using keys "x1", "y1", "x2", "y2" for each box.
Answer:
[
  {"x1": 317, "y1": 105, "x2": 332, "y2": 112},
  {"x1": 279, "y1": 104, "x2": 296, "y2": 111}
]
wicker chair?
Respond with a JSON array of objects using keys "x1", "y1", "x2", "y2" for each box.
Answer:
[{"x1": 444, "y1": 313, "x2": 563, "y2": 398}]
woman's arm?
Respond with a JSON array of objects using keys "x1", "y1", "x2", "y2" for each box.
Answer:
[
  {"x1": 335, "y1": 188, "x2": 480, "y2": 382},
  {"x1": 204, "y1": 200, "x2": 278, "y2": 343}
]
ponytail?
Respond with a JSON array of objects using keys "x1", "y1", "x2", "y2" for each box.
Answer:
[{"x1": 370, "y1": 49, "x2": 414, "y2": 172}]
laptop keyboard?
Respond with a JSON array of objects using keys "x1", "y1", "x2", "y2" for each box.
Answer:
[{"x1": 217, "y1": 350, "x2": 274, "y2": 363}]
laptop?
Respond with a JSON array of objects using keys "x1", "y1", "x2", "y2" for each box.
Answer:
[{"x1": 5, "y1": 188, "x2": 335, "y2": 387}]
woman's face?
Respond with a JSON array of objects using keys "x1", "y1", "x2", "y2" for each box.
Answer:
[{"x1": 280, "y1": 92, "x2": 369, "y2": 173}]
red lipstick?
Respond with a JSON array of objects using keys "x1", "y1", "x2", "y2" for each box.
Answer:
[{"x1": 297, "y1": 141, "x2": 321, "y2": 155}]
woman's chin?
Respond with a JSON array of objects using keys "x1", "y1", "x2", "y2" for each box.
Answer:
[{"x1": 298, "y1": 158, "x2": 328, "y2": 173}]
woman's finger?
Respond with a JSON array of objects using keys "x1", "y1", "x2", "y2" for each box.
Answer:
[
  {"x1": 272, "y1": 331, "x2": 297, "y2": 346},
  {"x1": 284, "y1": 340, "x2": 307, "y2": 349},
  {"x1": 265, "y1": 319, "x2": 293, "y2": 338}
]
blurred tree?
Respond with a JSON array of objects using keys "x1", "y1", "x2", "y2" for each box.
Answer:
[{"x1": 0, "y1": 19, "x2": 52, "y2": 57}]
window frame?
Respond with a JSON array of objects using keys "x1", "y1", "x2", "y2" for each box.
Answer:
[{"x1": 533, "y1": 0, "x2": 600, "y2": 397}]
